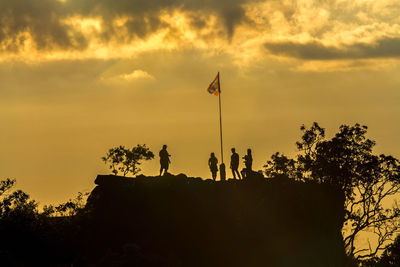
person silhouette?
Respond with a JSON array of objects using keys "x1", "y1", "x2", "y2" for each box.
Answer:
[
  {"x1": 241, "y1": 148, "x2": 253, "y2": 178},
  {"x1": 230, "y1": 148, "x2": 241, "y2": 180},
  {"x1": 244, "y1": 148, "x2": 253, "y2": 171},
  {"x1": 159, "y1": 145, "x2": 171, "y2": 176},
  {"x1": 208, "y1": 152, "x2": 218, "y2": 181}
]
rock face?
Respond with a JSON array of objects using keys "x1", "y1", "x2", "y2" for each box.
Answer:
[{"x1": 82, "y1": 173, "x2": 349, "y2": 266}]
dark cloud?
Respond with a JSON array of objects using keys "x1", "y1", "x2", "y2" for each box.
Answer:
[
  {"x1": 68, "y1": 0, "x2": 250, "y2": 37},
  {"x1": 0, "y1": 0, "x2": 87, "y2": 51},
  {"x1": 0, "y1": 0, "x2": 259, "y2": 52},
  {"x1": 264, "y1": 37, "x2": 400, "y2": 60}
]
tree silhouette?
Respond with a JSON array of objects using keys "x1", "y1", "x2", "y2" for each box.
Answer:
[
  {"x1": 102, "y1": 144, "x2": 154, "y2": 176},
  {"x1": 374, "y1": 234, "x2": 400, "y2": 266},
  {"x1": 264, "y1": 123, "x2": 400, "y2": 260},
  {"x1": 264, "y1": 152, "x2": 298, "y2": 179},
  {"x1": 43, "y1": 191, "x2": 89, "y2": 217},
  {"x1": 0, "y1": 178, "x2": 37, "y2": 219},
  {"x1": 0, "y1": 178, "x2": 86, "y2": 265}
]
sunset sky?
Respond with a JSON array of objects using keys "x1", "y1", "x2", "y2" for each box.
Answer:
[{"x1": 1, "y1": 0, "x2": 400, "y2": 205}]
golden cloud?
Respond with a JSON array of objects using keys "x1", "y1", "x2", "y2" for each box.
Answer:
[
  {"x1": 1, "y1": 0, "x2": 400, "y2": 72},
  {"x1": 101, "y1": 69, "x2": 155, "y2": 82}
]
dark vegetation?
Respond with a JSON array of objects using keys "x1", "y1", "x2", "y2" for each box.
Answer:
[
  {"x1": 0, "y1": 178, "x2": 87, "y2": 266},
  {"x1": 1, "y1": 122, "x2": 399, "y2": 266},
  {"x1": 101, "y1": 144, "x2": 154, "y2": 176},
  {"x1": 264, "y1": 123, "x2": 400, "y2": 260}
]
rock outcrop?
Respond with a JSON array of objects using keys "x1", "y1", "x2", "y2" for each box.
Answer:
[{"x1": 81, "y1": 173, "x2": 349, "y2": 267}]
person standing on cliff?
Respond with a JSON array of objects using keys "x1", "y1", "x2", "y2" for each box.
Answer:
[
  {"x1": 208, "y1": 152, "x2": 218, "y2": 181},
  {"x1": 159, "y1": 145, "x2": 171, "y2": 176},
  {"x1": 230, "y1": 148, "x2": 241, "y2": 180},
  {"x1": 241, "y1": 148, "x2": 253, "y2": 178},
  {"x1": 244, "y1": 149, "x2": 253, "y2": 171}
]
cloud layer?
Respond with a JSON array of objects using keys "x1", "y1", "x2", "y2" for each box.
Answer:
[
  {"x1": 0, "y1": 0, "x2": 87, "y2": 51},
  {"x1": 264, "y1": 37, "x2": 400, "y2": 60},
  {"x1": 0, "y1": 0, "x2": 256, "y2": 52},
  {"x1": 1, "y1": 0, "x2": 400, "y2": 69}
]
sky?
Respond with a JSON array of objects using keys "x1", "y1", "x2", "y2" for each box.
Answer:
[{"x1": 1, "y1": 0, "x2": 400, "y2": 205}]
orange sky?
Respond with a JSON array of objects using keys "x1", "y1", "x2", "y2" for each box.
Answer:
[{"x1": 1, "y1": 0, "x2": 400, "y2": 205}]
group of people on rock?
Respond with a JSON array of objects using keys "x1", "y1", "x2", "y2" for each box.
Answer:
[
  {"x1": 208, "y1": 148, "x2": 253, "y2": 181},
  {"x1": 158, "y1": 144, "x2": 253, "y2": 181}
]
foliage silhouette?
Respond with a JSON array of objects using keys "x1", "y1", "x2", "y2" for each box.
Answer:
[
  {"x1": 0, "y1": 178, "x2": 89, "y2": 266},
  {"x1": 360, "y1": 234, "x2": 400, "y2": 267},
  {"x1": 0, "y1": 178, "x2": 37, "y2": 219},
  {"x1": 43, "y1": 191, "x2": 89, "y2": 217},
  {"x1": 374, "y1": 234, "x2": 400, "y2": 266},
  {"x1": 102, "y1": 144, "x2": 154, "y2": 176},
  {"x1": 264, "y1": 122, "x2": 400, "y2": 260},
  {"x1": 264, "y1": 152, "x2": 298, "y2": 179}
]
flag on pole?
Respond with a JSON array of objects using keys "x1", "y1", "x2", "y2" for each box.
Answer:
[{"x1": 207, "y1": 73, "x2": 220, "y2": 96}]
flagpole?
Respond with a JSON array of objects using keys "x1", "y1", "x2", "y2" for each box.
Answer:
[{"x1": 218, "y1": 72, "x2": 223, "y2": 164}]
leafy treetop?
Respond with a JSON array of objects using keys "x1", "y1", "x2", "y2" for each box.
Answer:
[{"x1": 102, "y1": 144, "x2": 154, "y2": 176}]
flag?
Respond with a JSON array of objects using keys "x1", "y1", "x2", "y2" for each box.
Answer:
[{"x1": 207, "y1": 73, "x2": 220, "y2": 96}]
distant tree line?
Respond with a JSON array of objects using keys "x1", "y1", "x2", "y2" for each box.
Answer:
[{"x1": 0, "y1": 178, "x2": 88, "y2": 265}]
